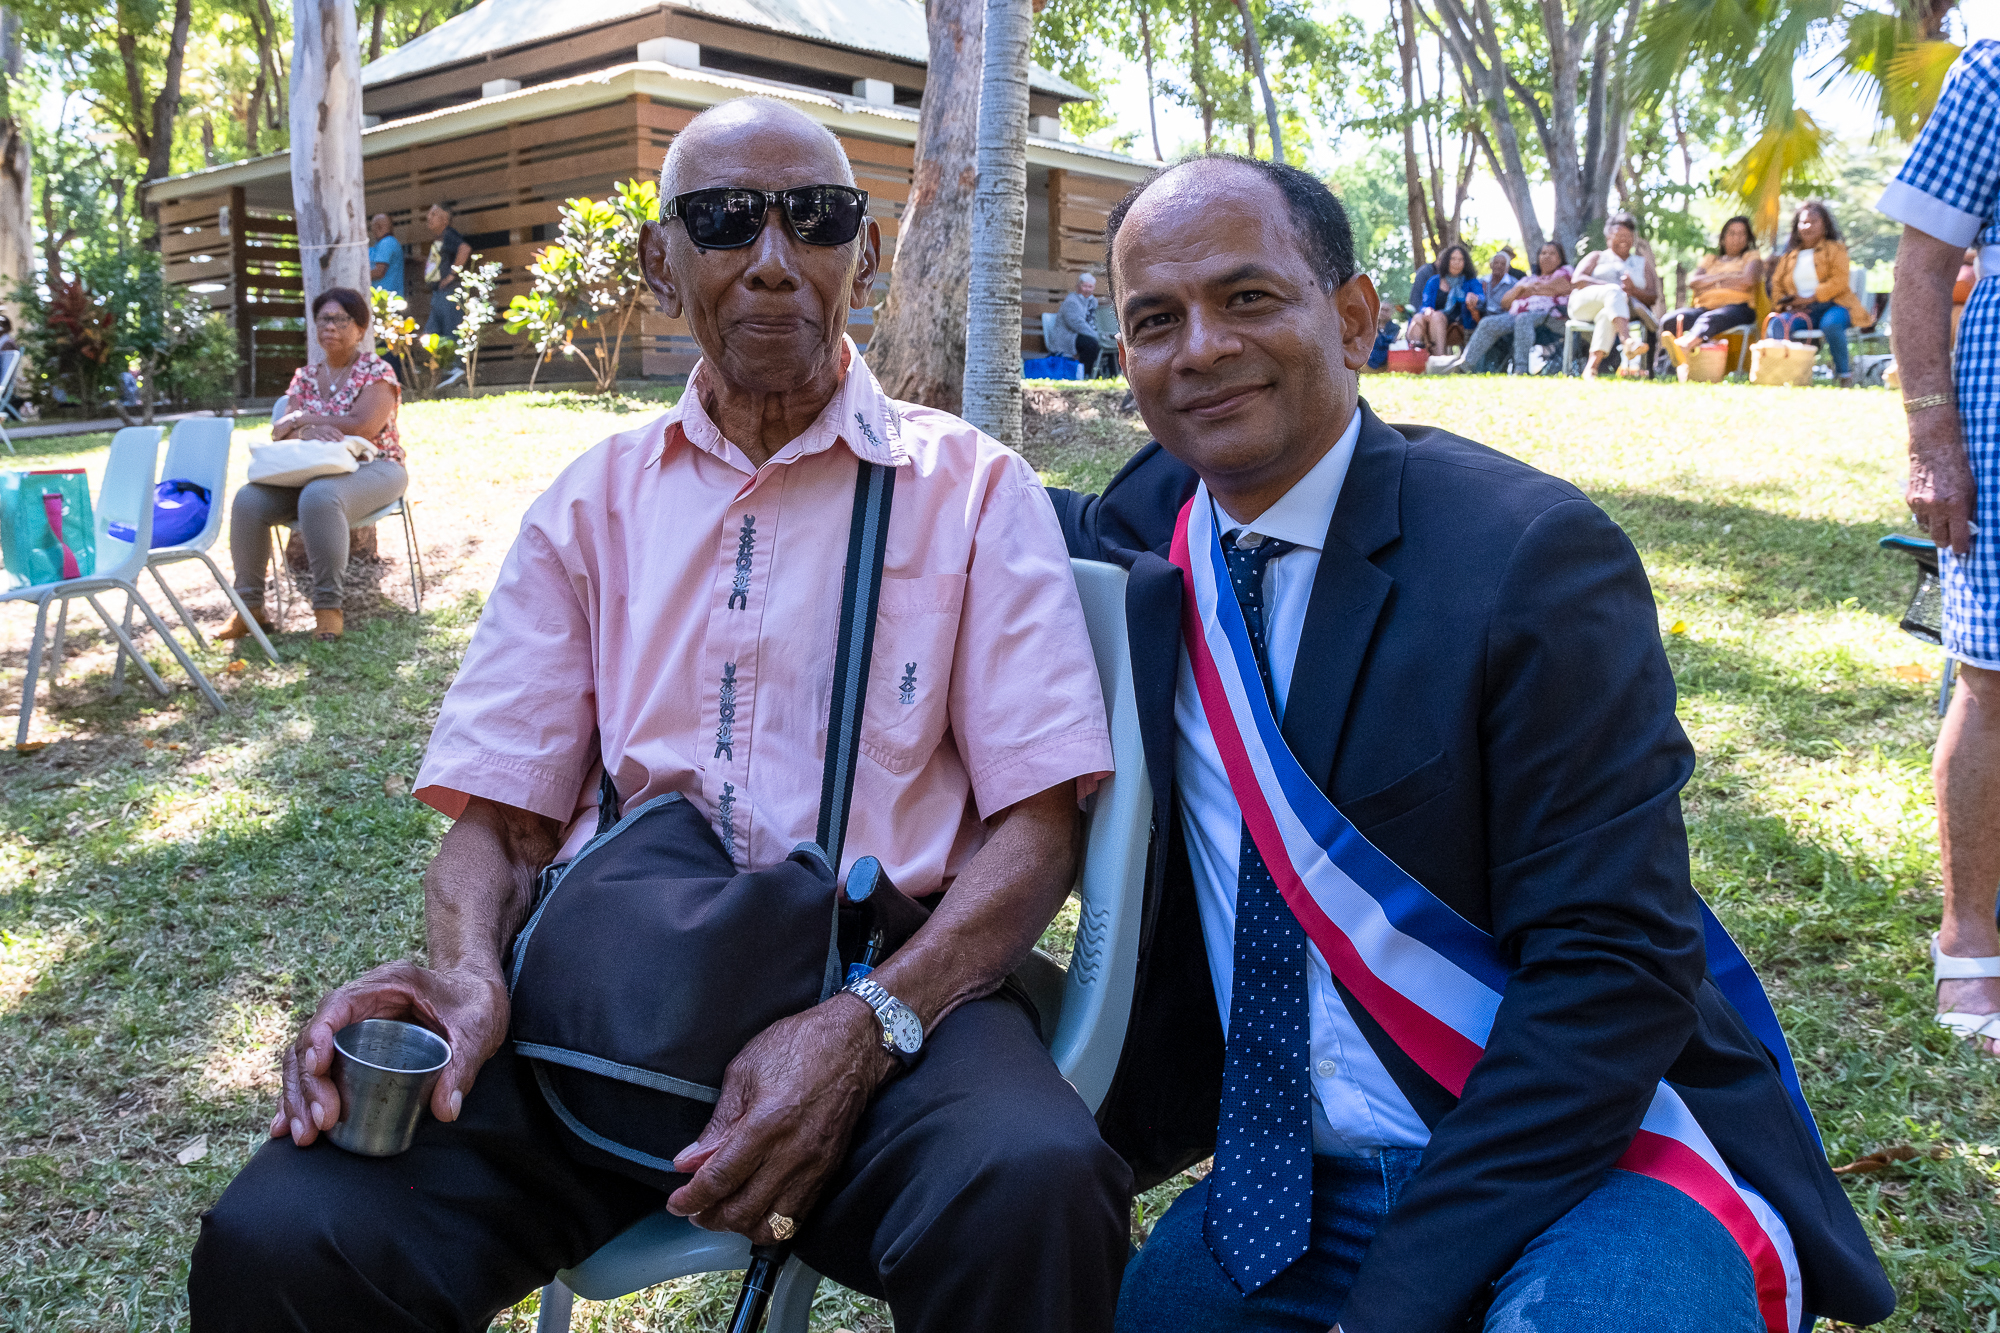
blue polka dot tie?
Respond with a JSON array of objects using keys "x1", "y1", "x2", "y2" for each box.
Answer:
[{"x1": 1202, "y1": 534, "x2": 1312, "y2": 1294}]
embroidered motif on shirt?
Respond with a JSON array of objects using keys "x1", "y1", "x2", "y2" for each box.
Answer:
[
  {"x1": 898, "y1": 662, "x2": 918, "y2": 706},
  {"x1": 715, "y1": 661, "x2": 738, "y2": 761},
  {"x1": 853, "y1": 411, "x2": 887, "y2": 455},
  {"x1": 717, "y1": 781, "x2": 737, "y2": 862},
  {"x1": 728, "y1": 515, "x2": 756, "y2": 610}
]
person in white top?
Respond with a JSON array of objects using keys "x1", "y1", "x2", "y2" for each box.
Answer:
[{"x1": 1567, "y1": 212, "x2": 1661, "y2": 379}]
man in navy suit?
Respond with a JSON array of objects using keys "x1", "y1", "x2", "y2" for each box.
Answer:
[{"x1": 1050, "y1": 155, "x2": 1893, "y2": 1333}]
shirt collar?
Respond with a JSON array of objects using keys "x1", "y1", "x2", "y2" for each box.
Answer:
[
  {"x1": 646, "y1": 336, "x2": 906, "y2": 470},
  {"x1": 1203, "y1": 408, "x2": 1363, "y2": 553}
]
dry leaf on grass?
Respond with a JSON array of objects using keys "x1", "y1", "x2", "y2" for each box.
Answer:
[
  {"x1": 15, "y1": 741, "x2": 48, "y2": 753},
  {"x1": 383, "y1": 774, "x2": 409, "y2": 798},
  {"x1": 225, "y1": 661, "x2": 247, "y2": 675},
  {"x1": 175, "y1": 1135, "x2": 209, "y2": 1166},
  {"x1": 1891, "y1": 663, "x2": 1935, "y2": 682},
  {"x1": 1830, "y1": 1144, "x2": 1946, "y2": 1174}
]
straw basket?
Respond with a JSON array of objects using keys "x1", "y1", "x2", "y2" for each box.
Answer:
[
  {"x1": 1750, "y1": 339, "x2": 1816, "y2": 387},
  {"x1": 1676, "y1": 341, "x2": 1730, "y2": 384}
]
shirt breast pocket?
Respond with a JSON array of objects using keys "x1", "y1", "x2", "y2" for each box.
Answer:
[{"x1": 860, "y1": 573, "x2": 967, "y2": 776}]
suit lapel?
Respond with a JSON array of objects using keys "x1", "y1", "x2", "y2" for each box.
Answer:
[{"x1": 1279, "y1": 403, "x2": 1407, "y2": 793}]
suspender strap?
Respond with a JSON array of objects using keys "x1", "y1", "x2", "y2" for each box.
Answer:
[{"x1": 817, "y1": 460, "x2": 896, "y2": 868}]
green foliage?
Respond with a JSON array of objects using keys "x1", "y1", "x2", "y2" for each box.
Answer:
[
  {"x1": 446, "y1": 257, "x2": 504, "y2": 392},
  {"x1": 1324, "y1": 144, "x2": 1415, "y2": 310},
  {"x1": 502, "y1": 180, "x2": 658, "y2": 393}
]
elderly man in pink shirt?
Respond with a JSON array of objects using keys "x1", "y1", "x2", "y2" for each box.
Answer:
[{"x1": 189, "y1": 97, "x2": 1130, "y2": 1333}]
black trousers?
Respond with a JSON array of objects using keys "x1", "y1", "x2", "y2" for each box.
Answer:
[
  {"x1": 188, "y1": 996, "x2": 1130, "y2": 1332},
  {"x1": 1076, "y1": 333, "x2": 1102, "y2": 376},
  {"x1": 1659, "y1": 302, "x2": 1756, "y2": 342}
]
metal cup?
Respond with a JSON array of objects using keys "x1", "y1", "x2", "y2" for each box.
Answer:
[{"x1": 326, "y1": 1019, "x2": 452, "y2": 1157}]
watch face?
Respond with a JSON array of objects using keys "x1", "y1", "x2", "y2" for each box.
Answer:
[{"x1": 883, "y1": 1002, "x2": 924, "y2": 1054}]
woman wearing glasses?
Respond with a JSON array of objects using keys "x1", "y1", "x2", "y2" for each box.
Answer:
[{"x1": 221, "y1": 286, "x2": 406, "y2": 643}]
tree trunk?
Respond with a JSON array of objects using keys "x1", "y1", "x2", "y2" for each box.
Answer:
[
  {"x1": 1231, "y1": 0, "x2": 1284, "y2": 163},
  {"x1": 291, "y1": 0, "x2": 370, "y2": 369},
  {"x1": 1138, "y1": 3, "x2": 1163, "y2": 160},
  {"x1": 0, "y1": 9, "x2": 31, "y2": 331},
  {"x1": 1191, "y1": 8, "x2": 1214, "y2": 151},
  {"x1": 863, "y1": 0, "x2": 984, "y2": 413},
  {"x1": 369, "y1": 1, "x2": 385, "y2": 61},
  {"x1": 1397, "y1": 0, "x2": 1428, "y2": 269},
  {"x1": 141, "y1": 0, "x2": 195, "y2": 229},
  {"x1": 961, "y1": 0, "x2": 1029, "y2": 446}
]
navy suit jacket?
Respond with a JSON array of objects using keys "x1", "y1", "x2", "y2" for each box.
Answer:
[{"x1": 1049, "y1": 402, "x2": 1893, "y2": 1333}]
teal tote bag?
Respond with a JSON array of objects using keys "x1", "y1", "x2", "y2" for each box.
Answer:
[{"x1": 1, "y1": 468, "x2": 96, "y2": 588}]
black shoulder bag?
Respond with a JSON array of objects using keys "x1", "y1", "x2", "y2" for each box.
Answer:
[{"x1": 507, "y1": 460, "x2": 897, "y2": 1188}]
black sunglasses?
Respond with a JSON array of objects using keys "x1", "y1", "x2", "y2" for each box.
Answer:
[{"x1": 665, "y1": 185, "x2": 870, "y2": 250}]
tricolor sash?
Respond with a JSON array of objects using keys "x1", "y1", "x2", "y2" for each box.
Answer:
[{"x1": 1172, "y1": 495, "x2": 1809, "y2": 1333}]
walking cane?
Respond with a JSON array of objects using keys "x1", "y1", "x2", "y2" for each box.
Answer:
[{"x1": 727, "y1": 1243, "x2": 792, "y2": 1333}]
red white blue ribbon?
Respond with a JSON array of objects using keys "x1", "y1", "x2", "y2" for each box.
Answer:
[{"x1": 1171, "y1": 496, "x2": 1805, "y2": 1333}]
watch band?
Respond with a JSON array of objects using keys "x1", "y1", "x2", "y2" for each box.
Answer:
[{"x1": 844, "y1": 976, "x2": 924, "y2": 1065}]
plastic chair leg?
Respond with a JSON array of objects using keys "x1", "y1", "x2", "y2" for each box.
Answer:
[
  {"x1": 15, "y1": 594, "x2": 51, "y2": 747},
  {"x1": 149, "y1": 563, "x2": 209, "y2": 650},
  {"x1": 400, "y1": 504, "x2": 425, "y2": 615},
  {"x1": 533, "y1": 1279, "x2": 574, "y2": 1333},
  {"x1": 1940, "y1": 655, "x2": 1957, "y2": 717},
  {"x1": 103, "y1": 583, "x2": 225, "y2": 715},
  {"x1": 48, "y1": 598, "x2": 68, "y2": 680},
  {"x1": 194, "y1": 551, "x2": 280, "y2": 664},
  {"x1": 269, "y1": 526, "x2": 290, "y2": 627},
  {"x1": 766, "y1": 1258, "x2": 822, "y2": 1333},
  {"x1": 112, "y1": 596, "x2": 135, "y2": 697},
  {"x1": 85, "y1": 592, "x2": 171, "y2": 700}
]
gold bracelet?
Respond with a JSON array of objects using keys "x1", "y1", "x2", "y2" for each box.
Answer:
[{"x1": 1904, "y1": 393, "x2": 1956, "y2": 413}]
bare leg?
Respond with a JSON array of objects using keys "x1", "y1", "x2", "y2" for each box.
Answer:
[{"x1": 1936, "y1": 663, "x2": 2000, "y2": 1054}]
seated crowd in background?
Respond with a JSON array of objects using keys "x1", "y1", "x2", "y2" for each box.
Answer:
[
  {"x1": 1406, "y1": 243, "x2": 1485, "y2": 353},
  {"x1": 1569, "y1": 211, "x2": 1661, "y2": 379},
  {"x1": 219, "y1": 286, "x2": 408, "y2": 646},
  {"x1": 1450, "y1": 241, "x2": 1573, "y2": 375},
  {"x1": 1661, "y1": 215, "x2": 1762, "y2": 370}
]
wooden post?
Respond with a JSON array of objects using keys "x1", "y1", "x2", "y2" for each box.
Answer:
[
  {"x1": 225, "y1": 185, "x2": 252, "y2": 397},
  {"x1": 290, "y1": 0, "x2": 369, "y2": 368},
  {"x1": 1046, "y1": 167, "x2": 1065, "y2": 271},
  {"x1": 960, "y1": 0, "x2": 1030, "y2": 447}
]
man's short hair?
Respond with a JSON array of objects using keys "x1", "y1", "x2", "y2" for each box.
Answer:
[
  {"x1": 1606, "y1": 211, "x2": 1640, "y2": 235},
  {"x1": 1104, "y1": 154, "x2": 1358, "y2": 295},
  {"x1": 429, "y1": 201, "x2": 455, "y2": 217},
  {"x1": 658, "y1": 97, "x2": 855, "y2": 200}
]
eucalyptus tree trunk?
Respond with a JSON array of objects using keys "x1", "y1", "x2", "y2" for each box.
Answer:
[
  {"x1": 1138, "y1": 2, "x2": 1163, "y2": 160},
  {"x1": 0, "y1": 10, "x2": 32, "y2": 326},
  {"x1": 960, "y1": 0, "x2": 1029, "y2": 447},
  {"x1": 863, "y1": 0, "x2": 983, "y2": 412},
  {"x1": 1231, "y1": 0, "x2": 1284, "y2": 163},
  {"x1": 291, "y1": 0, "x2": 370, "y2": 369}
]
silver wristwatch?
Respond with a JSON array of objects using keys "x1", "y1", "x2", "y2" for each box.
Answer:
[{"x1": 844, "y1": 976, "x2": 924, "y2": 1066}]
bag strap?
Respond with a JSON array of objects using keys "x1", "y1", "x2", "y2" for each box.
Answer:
[
  {"x1": 41, "y1": 493, "x2": 80, "y2": 580},
  {"x1": 817, "y1": 460, "x2": 896, "y2": 868},
  {"x1": 591, "y1": 459, "x2": 895, "y2": 864}
]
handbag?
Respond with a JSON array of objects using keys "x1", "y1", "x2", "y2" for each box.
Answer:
[
  {"x1": 247, "y1": 434, "x2": 377, "y2": 488},
  {"x1": 506, "y1": 461, "x2": 899, "y2": 1188},
  {"x1": 1750, "y1": 338, "x2": 1816, "y2": 387},
  {"x1": 1, "y1": 468, "x2": 95, "y2": 588},
  {"x1": 107, "y1": 479, "x2": 210, "y2": 549}
]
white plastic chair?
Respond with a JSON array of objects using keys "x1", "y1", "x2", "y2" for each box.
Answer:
[
  {"x1": 1041, "y1": 311, "x2": 1062, "y2": 356},
  {"x1": 533, "y1": 557, "x2": 1154, "y2": 1333},
  {"x1": 1771, "y1": 265, "x2": 1867, "y2": 368},
  {"x1": 264, "y1": 395, "x2": 426, "y2": 622},
  {"x1": 3, "y1": 426, "x2": 225, "y2": 746},
  {"x1": 115, "y1": 416, "x2": 281, "y2": 666},
  {"x1": 0, "y1": 350, "x2": 22, "y2": 454}
]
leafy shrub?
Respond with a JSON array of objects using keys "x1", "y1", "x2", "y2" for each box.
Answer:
[{"x1": 504, "y1": 179, "x2": 658, "y2": 392}]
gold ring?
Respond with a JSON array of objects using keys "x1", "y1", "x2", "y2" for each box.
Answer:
[{"x1": 767, "y1": 1212, "x2": 796, "y2": 1241}]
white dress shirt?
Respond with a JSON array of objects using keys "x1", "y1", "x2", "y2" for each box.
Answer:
[{"x1": 1173, "y1": 409, "x2": 1431, "y2": 1156}]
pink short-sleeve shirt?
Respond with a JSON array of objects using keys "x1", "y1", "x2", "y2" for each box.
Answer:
[{"x1": 414, "y1": 343, "x2": 1113, "y2": 892}]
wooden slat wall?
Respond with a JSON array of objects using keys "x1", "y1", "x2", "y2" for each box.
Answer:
[{"x1": 159, "y1": 97, "x2": 1121, "y2": 385}]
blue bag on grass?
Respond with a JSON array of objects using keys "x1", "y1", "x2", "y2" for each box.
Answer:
[{"x1": 108, "y1": 479, "x2": 210, "y2": 549}]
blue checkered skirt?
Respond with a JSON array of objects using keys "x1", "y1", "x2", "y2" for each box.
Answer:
[{"x1": 1942, "y1": 278, "x2": 2000, "y2": 668}]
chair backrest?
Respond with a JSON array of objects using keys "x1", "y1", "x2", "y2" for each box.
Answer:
[
  {"x1": 1851, "y1": 264, "x2": 1867, "y2": 296},
  {"x1": 270, "y1": 394, "x2": 290, "y2": 425},
  {"x1": 157, "y1": 416, "x2": 235, "y2": 553},
  {"x1": 1040, "y1": 311, "x2": 1061, "y2": 353},
  {"x1": 0, "y1": 348, "x2": 21, "y2": 397},
  {"x1": 1048, "y1": 558, "x2": 1154, "y2": 1113},
  {"x1": 93, "y1": 426, "x2": 165, "y2": 583}
]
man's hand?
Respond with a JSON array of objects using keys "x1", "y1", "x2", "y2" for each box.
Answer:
[
  {"x1": 1909, "y1": 413, "x2": 1978, "y2": 555},
  {"x1": 667, "y1": 994, "x2": 894, "y2": 1241},
  {"x1": 272, "y1": 961, "x2": 508, "y2": 1146}
]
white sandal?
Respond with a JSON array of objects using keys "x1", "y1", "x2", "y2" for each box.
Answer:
[{"x1": 1932, "y1": 933, "x2": 2000, "y2": 1044}]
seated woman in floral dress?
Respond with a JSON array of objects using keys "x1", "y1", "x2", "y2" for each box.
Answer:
[{"x1": 220, "y1": 286, "x2": 407, "y2": 643}]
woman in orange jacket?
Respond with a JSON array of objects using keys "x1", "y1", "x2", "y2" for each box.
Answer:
[{"x1": 1765, "y1": 199, "x2": 1875, "y2": 386}]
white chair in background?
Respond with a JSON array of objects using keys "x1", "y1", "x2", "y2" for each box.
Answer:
[
  {"x1": 533, "y1": 557, "x2": 1154, "y2": 1333},
  {"x1": 116, "y1": 416, "x2": 281, "y2": 666},
  {"x1": 3, "y1": 426, "x2": 225, "y2": 746},
  {"x1": 0, "y1": 350, "x2": 22, "y2": 454}
]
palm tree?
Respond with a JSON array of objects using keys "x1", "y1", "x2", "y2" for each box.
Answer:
[
  {"x1": 1635, "y1": 0, "x2": 1962, "y2": 238},
  {"x1": 961, "y1": 0, "x2": 1031, "y2": 447}
]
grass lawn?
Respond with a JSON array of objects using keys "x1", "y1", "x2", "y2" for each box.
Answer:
[{"x1": 1, "y1": 374, "x2": 1993, "y2": 1331}]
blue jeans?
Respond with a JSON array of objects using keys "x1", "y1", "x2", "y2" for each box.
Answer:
[
  {"x1": 1766, "y1": 302, "x2": 1852, "y2": 375},
  {"x1": 1115, "y1": 1152, "x2": 1765, "y2": 1332}
]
